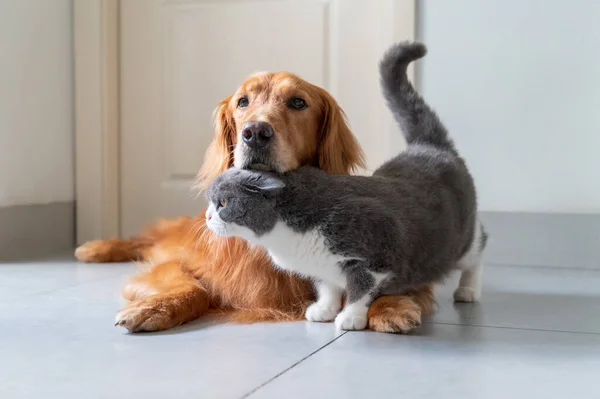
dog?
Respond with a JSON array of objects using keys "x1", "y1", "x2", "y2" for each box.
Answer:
[{"x1": 75, "y1": 71, "x2": 434, "y2": 333}]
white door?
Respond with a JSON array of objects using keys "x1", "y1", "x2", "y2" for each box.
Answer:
[{"x1": 120, "y1": 0, "x2": 415, "y2": 236}]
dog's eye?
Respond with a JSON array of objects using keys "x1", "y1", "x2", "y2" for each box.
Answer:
[
  {"x1": 217, "y1": 199, "x2": 228, "y2": 209},
  {"x1": 237, "y1": 97, "x2": 249, "y2": 108},
  {"x1": 288, "y1": 97, "x2": 307, "y2": 110}
]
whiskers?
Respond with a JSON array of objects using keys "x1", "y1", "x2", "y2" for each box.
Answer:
[
  {"x1": 188, "y1": 218, "x2": 209, "y2": 254},
  {"x1": 203, "y1": 218, "x2": 236, "y2": 267},
  {"x1": 186, "y1": 216, "x2": 235, "y2": 271},
  {"x1": 223, "y1": 225, "x2": 233, "y2": 261}
]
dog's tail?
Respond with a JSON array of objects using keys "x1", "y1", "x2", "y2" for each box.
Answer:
[{"x1": 379, "y1": 41, "x2": 455, "y2": 152}]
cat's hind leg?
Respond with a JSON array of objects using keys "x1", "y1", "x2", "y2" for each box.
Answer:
[
  {"x1": 454, "y1": 221, "x2": 488, "y2": 303},
  {"x1": 305, "y1": 280, "x2": 343, "y2": 322}
]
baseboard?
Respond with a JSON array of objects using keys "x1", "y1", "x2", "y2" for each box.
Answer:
[
  {"x1": 1, "y1": 205, "x2": 595, "y2": 268},
  {"x1": 0, "y1": 202, "x2": 74, "y2": 261},
  {"x1": 480, "y1": 211, "x2": 600, "y2": 270}
]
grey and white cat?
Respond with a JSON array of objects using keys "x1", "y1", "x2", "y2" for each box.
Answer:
[{"x1": 205, "y1": 42, "x2": 487, "y2": 331}]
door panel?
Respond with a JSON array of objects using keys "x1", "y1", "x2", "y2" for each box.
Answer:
[{"x1": 121, "y1": 0, "x2": 414, "y2": 236}]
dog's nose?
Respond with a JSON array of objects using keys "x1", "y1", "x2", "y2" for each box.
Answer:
[{"x1": 241, "y1": 121, "x2": 274, "y2": 148}]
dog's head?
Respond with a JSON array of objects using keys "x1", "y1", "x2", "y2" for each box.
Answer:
[{"x1": 197, "y1": 72, "x2": 365, "y2": 189}]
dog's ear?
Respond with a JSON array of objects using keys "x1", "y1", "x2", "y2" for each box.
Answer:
[
  {"x1": 315, "y1": 88, "x2": 365, "y2": 175},
  {"x1": 197, "y1": 96, "x2": 236, "y2": 190}
]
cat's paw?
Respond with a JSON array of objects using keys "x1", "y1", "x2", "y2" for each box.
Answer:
[
  {"x1": 305, "y1": 302, "x2": 339, "y2": 322},
  {"x1": 453, "y1": 287, "x2": 480, "y2": 303},
  {"x1": 334, "y1": 310, "x2": 368, "y2": 331}
]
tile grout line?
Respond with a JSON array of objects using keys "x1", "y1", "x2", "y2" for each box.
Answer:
[
  {"x1": 485, "y1": 262, "x2": 600, "y2": 272},
  {"x1": 423, "y1": 320, "x2": 600, "y2": 336},
  {"x1": 239, "y1": 331, "x2": 348, "y2": 399}
]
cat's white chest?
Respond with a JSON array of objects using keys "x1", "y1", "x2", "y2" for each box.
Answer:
[{"x1": 259, "y1": 222, "x2": 348, "y2": 287}]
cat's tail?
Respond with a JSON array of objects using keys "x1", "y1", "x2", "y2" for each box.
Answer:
[{"x1": 379, "y1": 41, "x2": 455, "y2": 152}]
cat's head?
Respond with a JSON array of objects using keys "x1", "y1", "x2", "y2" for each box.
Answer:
[{"x1": 205, "y1": 168, "x2": 286, "y2": 240}]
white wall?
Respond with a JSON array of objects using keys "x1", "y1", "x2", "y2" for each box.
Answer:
[
  {"x1": 0, "y1": 0, "x2": 73, "y2": 207},
  {"x1": 419, "y1": 0, "x2": 600, "y2": 213}
]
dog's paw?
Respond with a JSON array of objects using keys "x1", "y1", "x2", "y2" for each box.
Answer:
[
  {"x1": 334, "y1": 309, "x2": 368, "y2": 331},
  {"x1": 114, "y1": 298, "x2": 169, "y2": 332},
  {"x1": 75, "y1": 240, "x2": 112, "y2": 262},
  {"x1": 305, "y1": 302, "x2": 339, "y2": 322},
  {"x1": 367, "y1": 297, "x2": 422, "y2": 334},
  {"x1": 453, "y1": 287, "x2": 480, "y2": 303}
]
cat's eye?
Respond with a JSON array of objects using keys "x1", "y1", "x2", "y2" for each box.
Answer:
[
  {"x1": 287, "y1": 96, "x2": 307, "y2": 110},
  {"x1": 217, "y1": 199, "x2": 228, "y2": 209},
  {"x1": 237, "y1": 96, "x2": 249, "y2": 108}
]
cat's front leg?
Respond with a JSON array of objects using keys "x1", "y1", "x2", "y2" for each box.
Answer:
[
  {"x1": 335, "y1": 266, "x2": 388, "y2": 331},
  {"x1": 305, "y1": 280, "x2": 343, "y2": 322},
  {"x1": 335, "y1": 297, "x2": 370, "y2": 331}
]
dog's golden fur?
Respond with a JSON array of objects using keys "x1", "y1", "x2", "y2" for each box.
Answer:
[{"x1": 75, "y1": 72, "x2": 434, "y2": 332}]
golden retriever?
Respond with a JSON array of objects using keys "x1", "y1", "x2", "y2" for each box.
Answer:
[{"x1": 75, "y1": 71, "x2": 434, "y2": 333}]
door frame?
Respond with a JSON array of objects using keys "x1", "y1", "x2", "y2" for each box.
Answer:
[
  {"x1": 73, "y1": 0, "x2": 416, "y2": 245},
  {"x1": 74, "y1": 0, "x2": 120, "y2": 245}
]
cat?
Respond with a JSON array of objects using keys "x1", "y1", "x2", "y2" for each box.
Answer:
[{"x1": 204, "y1": 41, "x2": 487, "y2": 331}]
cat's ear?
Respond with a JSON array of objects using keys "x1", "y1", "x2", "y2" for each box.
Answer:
[{"x1": 242, "y1": 174, "x2": 285, "y2": 196}]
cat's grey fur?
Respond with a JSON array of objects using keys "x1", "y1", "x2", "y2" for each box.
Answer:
[{"x1": 205, "y1": 42, "x2": 486, "y2": 330}]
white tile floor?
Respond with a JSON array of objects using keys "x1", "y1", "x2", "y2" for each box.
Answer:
[{"x1": 1, "y1": 253, "x2": 599, "y2": 399}]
